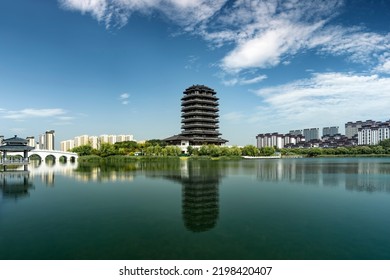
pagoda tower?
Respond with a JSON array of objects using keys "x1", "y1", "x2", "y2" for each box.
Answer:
[{"x1": 165, "y1": 85, "x2": 228, "y2": 148}]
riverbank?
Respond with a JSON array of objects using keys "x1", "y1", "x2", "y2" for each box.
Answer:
[
  {"x1": 77, "y1": 153, "x2": 390, "y2": 164},
  {"x1": 77, "y1": 154, "x2": 244, "y2": 163}
]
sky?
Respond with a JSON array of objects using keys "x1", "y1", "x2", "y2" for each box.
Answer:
[{"x1": 1, "y1": 0, "x2": 390, "y2": 147}]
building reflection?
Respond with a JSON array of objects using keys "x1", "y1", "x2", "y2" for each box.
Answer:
[
  {"x1": 158, "y1": 160, "x2": 225, "y2": 233},
  {"x1": 27, "y1": 161, "x2": 135, "y2": 184},
  {"x1": 255, "y1": 159, "x2": 390, "y2": 193},
  {"x1": 0, "y1": 171, "x2": 34, "y2": 200}
]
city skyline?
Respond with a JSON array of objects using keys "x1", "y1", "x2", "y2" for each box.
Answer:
[{"x1": 1, "y1": 0, "x2": 390, "y2": 146}]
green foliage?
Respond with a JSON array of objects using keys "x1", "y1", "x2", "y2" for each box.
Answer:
[
  {"x1": 307, "y1": 148, "x2": 322, "y2": 157},
  {"x1": 379, "y1": 139, "x2": 390, "y2": 149},
  {"x1": 260, "y1": 146, "x2": 275, "y2": 156},
  {"x1": 98, "y1": 143, "x2": 116, "y2": 157},
  {"x1": 187, "y1": 146, "x2": 194, "y2": 156},
  {"x1": 71, "y1": 144, "x2": 95, "y2": 156},
  {"x1": 242, "y1": 145, "x2": 260, "y2": 156},
  {"x1": 145, "y1": 139, "x2": 167, "y2": 147}
]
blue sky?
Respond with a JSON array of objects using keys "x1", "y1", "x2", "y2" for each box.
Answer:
[{"x1": 1, "y1": 0, "x2": 390, "y2": 146}]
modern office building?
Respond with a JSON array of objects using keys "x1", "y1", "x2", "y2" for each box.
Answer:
[
  {"x1": 323, "y1": 126, "x2": 339, "y2": 137},
  {"x1": 164, "y1": 85, "x2": 228, "y2": 153}
]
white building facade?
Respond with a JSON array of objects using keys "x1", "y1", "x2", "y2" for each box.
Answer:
[
  {"x1": 61, "y1": 134, "x2": 135, "y2": 151},
  {"x1": 256, "y1": 133, "x2": 305, "y2": 149},
  {"x1": 358, "y1": 122, "x2": 390, "y2": 145}
]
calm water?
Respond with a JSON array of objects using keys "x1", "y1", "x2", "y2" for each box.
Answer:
[{"x1": 1, "y1": 157, "x2": 390, "y2": 260}]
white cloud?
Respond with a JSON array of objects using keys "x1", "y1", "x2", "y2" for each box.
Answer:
[
  {"x1": 222, "y1": 74, "x2": 267, "y2": 86},
  {"x1": 120, "y1": 93, "x2": 130, "y2": 99},
  {"x1": 222, "y1": 20, "x2": 325, "y2": 71},
  {"x1": 251, "y1": 72, "x2": 390, "y2": 132},
  {"x1": 310, "y1": 27, "x2": 390, "y2": 64},
  {"x1": 119, "y1": 93, "x2": 130, "y2": 105},
  {"x1": 2, "y1": 108, "x2": 67, "y2": 120},
  {"x1": 374, "y1": 53, "x2": 390, "y2": 74},
  {"x1": 222, "y1": 111, "x2": 246, "y2": 122},
  {"x1": 59, "y1": 0, "x2": 227, "y2": 29},
  {"x1": 59, "y1": 0, "x2": 390, "y2": 75}
]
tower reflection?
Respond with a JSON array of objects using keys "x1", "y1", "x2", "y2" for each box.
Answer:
[{"x1": 161, "y1": 159, "x2": 224, "y2": 233}]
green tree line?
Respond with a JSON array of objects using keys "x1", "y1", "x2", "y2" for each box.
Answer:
[
  {"x1": 70, "y1": 139, "x2": 390, "y2": 158},
  {"x1": 280, "y1": 139, "x2": 390, "y2": 157},
  {"x1": 70, "y1": 141, "x2": 277, "y2": 158}
]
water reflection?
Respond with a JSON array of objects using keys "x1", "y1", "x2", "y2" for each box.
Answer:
[
  {"x1": 254, "y1": 159, "x2": 390, "y2": 192},
  {"x1": 155, "y1": 160, "x2": 225, "y2": 233},
  {"x1": 0, "y1": 171, "x2": 34, "y2": 200},
  {"x1": 138, "y1": 159, "x2": 225, "y2": 232}
]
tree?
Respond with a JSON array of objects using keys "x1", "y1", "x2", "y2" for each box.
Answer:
[
  {"x1": 187, "y1": 146, "x2": 194, "y2": 156},
  {"x1": 114, "y1": 141, "x2": 138, "y2": 154},
  {"x1": 199, "y1": 145, "x2": 209, "y2": 156},
  {"x1": 336, "y1": 147, "x2": 349, "y2": 155},
  {"x1": 242, "y1": 145, "x2": 260, "y2": 156},
  {"x1": 98, "y1": 143, "x2": 116, "y2": 157},
  {"x1": 145, "y1": 139, "x2": 167, "y2": 147},
  {"x1": 229, "y1": 146, "x2": 242, "y2": 156},
  {"x1": 379, "y1": 139, "x2": 390, "y2": 149},
  {"x1": 307, "y1": 148, "x2": 322, "y2": 157},
  {"x1": 260, "y1": 146, "x2": 275, "y2": 156},
  {"x1": 71, "y1": 144, "x2": 94, "y2": 156}
]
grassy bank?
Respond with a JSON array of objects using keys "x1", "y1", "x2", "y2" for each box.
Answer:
[{"x1": 77, "y1": 154, "x2": 243, "y2": 163}]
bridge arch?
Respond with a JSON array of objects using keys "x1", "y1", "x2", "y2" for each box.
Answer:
[
  {"x1": 45, "y1": 154, "x2": 56, "y2": 162},
  {"x1": 59, "y1": 155, "x2": 68, "y2": 163},
  {"x1": 29, "y1": 153, "x2": 42, "y2": 162},
  {"x1": 5, "y1": 150, "x2": 78, "y2": 163}
]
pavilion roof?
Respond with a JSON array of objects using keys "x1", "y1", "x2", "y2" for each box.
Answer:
[
  {"x1": 0, "y1": 135, "x2": 34, "y2": 152},
  {"x1": 3, "y1": 135, "x2": 28, "y2": 145}
]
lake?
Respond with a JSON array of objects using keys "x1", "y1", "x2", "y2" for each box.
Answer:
[{"x1": 1, "y1": 157, "x2": 390, "y2": 260}]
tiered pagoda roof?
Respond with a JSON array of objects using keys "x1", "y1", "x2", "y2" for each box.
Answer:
[{"x1": 165, "y1": 85, "x2": 228, "y2": 145}]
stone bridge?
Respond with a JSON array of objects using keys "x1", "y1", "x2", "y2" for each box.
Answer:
[{"x1": 5, "y1": 149, "x2": 78, "y2": 163}]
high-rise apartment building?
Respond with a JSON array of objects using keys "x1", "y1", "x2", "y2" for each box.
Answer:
[
  {"x1": 61, "y1": 134, "x2": 135, "y2": 151},
  {"x1": 45, "y1": 130, "x2": 55, "y2": 150},
  {"x1": 60, "y1": 139, "x2": 75, "y2": 152},
  {"x1": 26, "y1": 136, "x2": 35, "y2": 148},
  {"x1": 303, "y1": 128, "x2": 319, "y2": 141},
  {"x1": 345, "y1": 120, "x2": 376, "y2": 139},
  {"x1": 323, "y1": 126, "x2": 339, "y2": 137},
  {"x1": 38, "y1": 130, "x2": 55, "y2": 150},
  {"x1": 256, "y1": 133, "x2": 305, "y2": 149},
  {"x1": 74, "y1": 135, "x2": 89, "y2": 147},
  {"x1": 289, "y1": 130, "x2": 303, "y2": 136},
  {"x1": 358, "y1": 121, "x2": 390, "y2": 145}
]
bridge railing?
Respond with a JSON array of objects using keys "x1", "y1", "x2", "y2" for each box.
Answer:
[{"x1": 0, "y1": 158, "x2": 29, "y2": 165}]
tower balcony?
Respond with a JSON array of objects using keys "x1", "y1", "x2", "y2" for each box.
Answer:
[
  {"x1": 182, "y1": 94, "x2": 219, "y2": 101},
  {"x1": 182, "y1": 117, "x2": 218, "y2": 123},
  {"x1": 181, "y1": 99, "x2": 219, "y2": 106},
  {"x1": 182, "y1": 105, "x2": 219, "y2": 112},
  {"x1": 181, "y1": 123, "x2": 219, "y2": 130},
  {"x1": 182, "y1": 129, "x2": 221, "y2": 136},
  {"x1": 181, "y1": 111, "x2": 219, "y2": 118}
]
